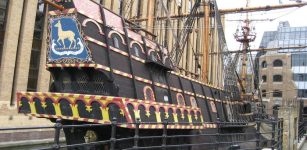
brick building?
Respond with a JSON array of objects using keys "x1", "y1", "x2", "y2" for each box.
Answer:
[
  {"x1": 0, "y1": 0, "x2": 50, "y2": 128},
  {"x1": 257, "y1": 21, "x2": 307, "y2": 111}
]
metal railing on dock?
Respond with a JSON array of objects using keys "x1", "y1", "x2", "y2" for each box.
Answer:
[{"x1": 0, "y1": 117, "x2": 283, "y2": 150}]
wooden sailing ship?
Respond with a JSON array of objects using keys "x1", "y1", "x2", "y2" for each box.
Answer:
[{"x1": 16, "y1": 0, "x2": 248, "y2": 148}]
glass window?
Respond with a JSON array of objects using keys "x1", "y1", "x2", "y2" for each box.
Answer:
[
  {"x1": 298, "y1": 90, "x2": 307, "y2": 98},
  {"x1": 291, "y1": 28, "x2": 296, "y2": 32},
  {"x1": 190, "y1": 97, "x2": 197, "y2": 108},
  {"x1": 284, "y1": 33, "x2": 290, "y2": 39},
  {"x1": 293, "y1": 74, "x2": 307, "y2": 81},
  {"x1": 300, "y1": 39, "x2": 305, "y2": 45},
  {"x1": 284, "y1": 40, "x2": 289, "y2": 46},
  {"x1": 295, "y1": 32, "x2": 300, "y2": 39},
  {"x1": 273, "y1": 75, "x2": 283, "y2": 82},
  {"x1": 273, "y1": 59, "x2": 283, "y2": 67},
  {"x1": 300, "y1": 74, "x2": 305, "y2": 81},
  {"x1": 285, "y1": 27, "x2": 290, "y2": 32},
  {"x1": 163, "y1": 95, "x2": 169, "y2": 102},
  {"x1": 134, "y1": 46, "x2": 139, "y2": 57},
  {"x1": 278, "y1": 33, "x2": 282, "y2": 40},
  {"x1": 302, "y1": 33, "x2": 306, "y2": 39},
  {"x1": 261, "y1": 61, "x2": 267, "y2": 68},
  {"x1": 273, "y1": 90, "x2": 282, "y2": 97},
  {"x1": 0, "y1": 0, "x2": 8, "y2": 29},
  {"x1": 112, "y1": 36, "x2": 120, "y2": 48},
  {"x1": 290, "y1": 32, "x2": 295, "y2": 39},
  {"x1": 176, "y1": 93, "x2": 185, "y2": 106},
  {"x1": 262, "y1": 75, "x2": 267, "y2": 82},
  {"x1": 27, "y1": 1, "x2": 45, "y2": 92},
  {"x1": 292, "y1": 54, "x2": 300, "y2": 66},
  {"x1": 144, "y1": 86, "x2": 155, "y2": 101},
  {"x1": 262, "y1": 90, "x2": 266, "y2": 97},
  {"x1": 0, "y1": 0, "x2": 9, "y2": 67},
  {"x1": 131, "y1": 43, "x2": 141, "y2": 57},
  {"x1": 293, "y1": 54, "x2": 307, "y2": 66}
]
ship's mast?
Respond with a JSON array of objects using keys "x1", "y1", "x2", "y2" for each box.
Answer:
[{"x1": 234, "y1": 0, "x2": 256, "y2": 100}]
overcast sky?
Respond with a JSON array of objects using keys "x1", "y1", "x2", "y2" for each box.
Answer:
[{"x1": 216, "y1": 0, "x2": 307, "y2": 50}]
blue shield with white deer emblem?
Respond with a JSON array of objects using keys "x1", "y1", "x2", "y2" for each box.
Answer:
[{"x1": 49, "y1": 16, "x2": 91, "y2": 63}]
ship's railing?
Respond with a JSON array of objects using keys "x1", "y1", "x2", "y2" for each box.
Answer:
[
  {"x1": 298, "y1": 121, "x2": 306, "y2": 142},
  {"x1": 0, "y1": 118, "x2": 283, "y2": 150},
  {"x1": 177, "y1": 67, "x2": 200, "y2": 80}
]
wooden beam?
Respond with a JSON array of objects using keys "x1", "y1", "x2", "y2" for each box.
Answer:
[
  {"x1": 44, "y1": 0, "x2": 64, "y2": 11},
  {"x1": 146, "y1": 0, "x2": 155, "y2": 34},
  {"x1": 219, "y1": 2, "x2": 307, "y2": 14},
  {"x1": 209, "y1": 45, "x2": 307, "y2": 54},
  {"x1": 202, "y1": 3, "x2": 210, "y2": 83},
  {"x1": 129, "y1": 2, "x2": 307, "y2": 22},
  {"x1": 130, "y1": 12, "x2": 202, "y2": 22}
]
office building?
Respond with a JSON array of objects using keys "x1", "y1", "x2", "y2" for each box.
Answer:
[{"x1": 257, "y1": 21, "x2": 307, "y2": 110}]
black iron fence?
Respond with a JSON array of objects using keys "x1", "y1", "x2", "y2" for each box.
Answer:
[
  {"x1": 298, "y1": 121, "x2": 306, "y2": 142},
  {"x1": 0, "y1": 118, "x2": 283, "y2": 150}
]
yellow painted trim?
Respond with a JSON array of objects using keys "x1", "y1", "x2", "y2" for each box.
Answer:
[
  {"x1": 70, "y1": 104, "x2": 80, "y2": 118},
  {"x1": 53, "y1": 103, "x2": 62, "y2": 116},
  {"x1": 101, "y1": 107, "x2": 110, "y2": 122},
  {"x1": 134, "y1": 110, "x2": 140, "y2": 120},
  {"x1": 29, "y1": 101, "x2": 37, "y2": 114},
  {"x1": 155, "y1": 112, "x2": 161, "y2": 123},
  {"x1": 173, "y1": 113, "x2": 178, "y2": 123}
]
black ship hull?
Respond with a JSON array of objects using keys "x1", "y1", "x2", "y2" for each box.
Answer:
[{"x1": 16, "y1": 0, "x2": 253, "y2": 149}]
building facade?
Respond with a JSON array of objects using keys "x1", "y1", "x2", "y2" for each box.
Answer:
[
  {"x1": 258, "y1": 54, "x2": 297, "y2": 109},
  {"x1": 257, "y1": 21, "x2": 307, "y2": 110},
  {"x1": 0, "y1": 0, "x2": 51, "y2": 128}
]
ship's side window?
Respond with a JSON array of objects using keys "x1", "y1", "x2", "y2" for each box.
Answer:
[
  {"x1": 112, "y1": 36, "x2": 120, "y2": 48},
  {"x1": 144, "y1": 86, "x2": 155, "y2": 101},
  {"x1": 176, "y1": 93, "x2": 185, "y2": 106},
  {"x1": 148, "y1": 49, "x2": 161, "y2": 62},
  {"x1": 163, "y1": 96, "x2": 169, "y2": 103},
  {"x1": 132, "y1": 43, "x2": 141, "y2": 57},
  {"x1": 190, "y1": 97, "x2": 197, "y2": 108}
]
